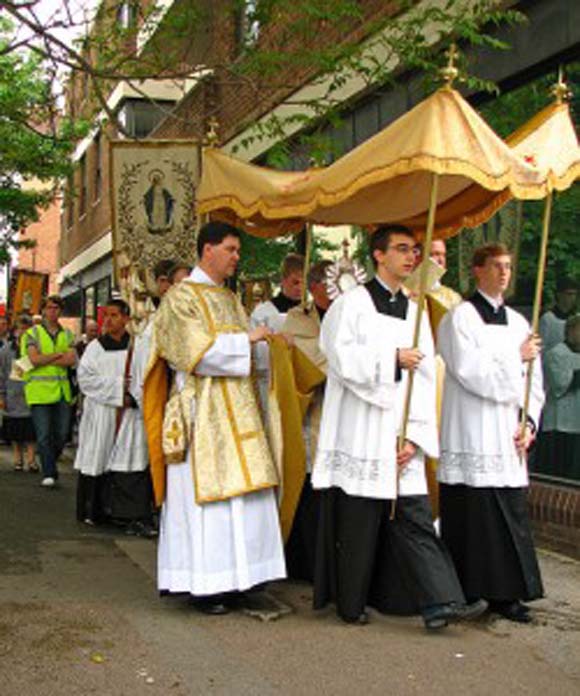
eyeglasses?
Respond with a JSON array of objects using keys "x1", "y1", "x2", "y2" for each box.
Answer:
[{"x1": 387, "y1": 244, "x2": 419, "y2": 256}]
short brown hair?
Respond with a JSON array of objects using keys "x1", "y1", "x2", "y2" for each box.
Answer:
[
  {"x1": 369, "y1": 225, "x2": 415, "y2": 269},
  {"x1": 281, "y1": 253, "x2": 305, "y2": 279},
  {"x1": 308, "y1": 260, "x2": 333, "y2": 287},
  {"x1": 472, "y1": 243, "x2": 511, "y2": 268},
  {"x1": 41, "y1": 294, "x2": 64, "y2": 310}
]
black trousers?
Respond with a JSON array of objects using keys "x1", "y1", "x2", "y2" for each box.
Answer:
[{"x1": 314, "y1": 489, "x2": 464, "y2": 620}]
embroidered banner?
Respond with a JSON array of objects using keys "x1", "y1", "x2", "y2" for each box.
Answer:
[
  {"x1": 110, "y1": 140, "x2": 201, "y2": 291},
  {"x1": 11, "y1": 269, "x2": 48, "y2": 315}
]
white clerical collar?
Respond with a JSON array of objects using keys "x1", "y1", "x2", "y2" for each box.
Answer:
[
  {"x1": 477, "y1": 288, "x2": 504, "y2": 311},
  {"x1": 374, "y1": 275, "x2": 401, "y2": 301},
  {"x1": 189, "y1": 266, "x2": 221, "y2": 287}
]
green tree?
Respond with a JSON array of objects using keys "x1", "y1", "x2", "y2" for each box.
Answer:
[{"x1": 0, "y1": 17, "x2": 82, "y2": 263}]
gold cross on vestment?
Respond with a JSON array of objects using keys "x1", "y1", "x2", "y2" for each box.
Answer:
[{"x1": 167, "y1": 420, "x2": 182, "y2": 447}]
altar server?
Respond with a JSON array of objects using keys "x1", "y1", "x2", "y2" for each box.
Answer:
[
  {"x1": 438, "y1": 243, "x2": 545, "y2": 623},
  {"x1": 75, "y1": 299, "x2": 153, "y2": 535},
  {"x1": 312, "y1": 225, "x2": 484, "y2": 630}
]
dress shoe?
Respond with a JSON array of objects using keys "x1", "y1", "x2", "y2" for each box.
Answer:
[
  {"x1": 422, "y1": 604, "x2": 455, "y2": 630},
  {"x1": 339, "y1": 611, "x2": 369, "y2": 625},
  {"x1": 191, "y1": 596, "x2": 230, "y2": 615},
  {"x1": 450, "y1": 599, "x2": 488, "y2": 622},
  {"x1": 491, "y1": 600, "x2": 532, "y2": 624}
]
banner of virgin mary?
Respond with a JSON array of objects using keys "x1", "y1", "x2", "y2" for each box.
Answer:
[{"x1": 110, "y1": 140, "x2": 201, "y2": 288}]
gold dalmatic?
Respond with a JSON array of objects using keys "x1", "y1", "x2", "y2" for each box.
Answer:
[{"x1": 143, "y1": 280, "x2": 279, "y2": 506}]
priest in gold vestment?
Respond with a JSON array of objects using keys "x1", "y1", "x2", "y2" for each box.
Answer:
[{"x1": 144, "y1": 222, "x2": 286, "y2": 614}]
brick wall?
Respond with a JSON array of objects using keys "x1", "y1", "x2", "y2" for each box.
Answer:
[
  {"x1": 19, "y1": 198, "x2": 62, "y2": 295},
  {"x1": 152, "y1": 0, "x2": 399, "y2": 145},
  {"x1": 529, "y1": 481, "x2": 580, "y2": 560}
]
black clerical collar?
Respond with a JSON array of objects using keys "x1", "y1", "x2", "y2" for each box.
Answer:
[
  {"x1": 271, "y1": 292, "x2": 301, "y2": 313},
  {"x1": 98, "y1": 332, "x2": 130, "y2": 351},
  {"x1": 468, "y1": 290, "x2": 507, "y2": 325},
  {"x1": 364, "y1": 277, "x2": 408, "y2": 320}
]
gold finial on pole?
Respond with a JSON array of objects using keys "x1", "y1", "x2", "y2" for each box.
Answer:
[
  {"x1": 550, "y1": 66, "x2": 572, "y2": 104},
  {"x1": 440, "y1": 43, "x2": 459, "y2": 89},
  {"x1": 205, "y1": 117, "x2": 220, "y2": 147}
]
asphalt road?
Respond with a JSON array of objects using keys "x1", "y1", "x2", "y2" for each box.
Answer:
[{"x1": 0, "y1": 452, "x2": 579, "y2": 696}]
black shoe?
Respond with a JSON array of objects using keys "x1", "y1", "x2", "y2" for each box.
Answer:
[
  {"x1": 125, "y1": 521, "x2": 158, "y2": 538},
  {"x1": 191, "y1": 596, "x2": 230, "y2": 615},
  {"x1": 451, "y1": 599, "x2": 488, "y2": 622},
  {"x1": 423, "y1": 604, "x2": 455, "y2": 630},
  {"x1": 491, "y1": 600, "x2": 532, "y2": 624},
  {"x1": 339, "y1": 611, "x2": 369, "y2": 625}
]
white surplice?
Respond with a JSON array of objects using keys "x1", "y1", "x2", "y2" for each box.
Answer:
[
  {"x1": 157, "y1": 267, "x2": 286, "y2": 596},
  {"x1": 250, "y1": 300, "x2": 286, "y2": 332},
  {"x1": 437, "y1": 301, "x2": 544, "y2": 488},
  {"x1": 74, "y1": 336, "x2": 149, "y2": 477},
  {"x1": 311, "y1": 285, "x2": 439, "y2": 500}
]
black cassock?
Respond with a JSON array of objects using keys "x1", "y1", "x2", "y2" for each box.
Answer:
[
  {"x1": 439, "y1": 292, "x2": 544, "y2": 604},
  {"x1": 313, "y1": 279, "x2": 464, "y2": 620}
]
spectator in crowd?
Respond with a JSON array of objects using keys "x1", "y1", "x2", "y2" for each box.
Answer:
[
  {"x1": 537, "y1": 314, "x2": 580, "y2": 480},
  {"x1": 0, "y1": 315, "x2": 37, "y2": 472},
  {"x1": 0, "y1": 315, "x2": 10, "y2": 349},
  {"x1": 75, "y1": 319, "x2": 100, "y2": 360},
  {"x1": 22, "y1": 295, "x2": 76, "y2": 488},
  {"x1": 539, "y1": 277, "x2": 577, "y2": 352}
]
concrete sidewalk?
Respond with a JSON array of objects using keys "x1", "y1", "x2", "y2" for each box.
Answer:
[{"x1": 0, "y1": 450, "x2": 579, "y2": 696}]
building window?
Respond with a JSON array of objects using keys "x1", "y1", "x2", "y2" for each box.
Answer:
[
  {"x1": 117, "y1": 1, "x2": 138, "y2": 29},
  {"x1": 66, "y1": 177, "x2": 74, "y2": 229},
  {"x1": 118, "y1": 99, "x2": 173, "y2": 138},
  {"x1": 236, "y1": 0, "x2": 260, "y2": 51},
  {"x1": 79, "y1": 154, "x2": 88, "y2": 217},
  {"x1": 94, "y1": 132, "x2": 102, "y2": 201}
]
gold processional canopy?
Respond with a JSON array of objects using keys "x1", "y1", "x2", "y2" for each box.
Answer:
[{"x1": 197, "y1": 88, "x2": 559, "y2": 240}]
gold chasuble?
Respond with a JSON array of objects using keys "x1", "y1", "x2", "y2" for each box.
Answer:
[
  {"x1": 425, "y1": 283, "x2": 462, "y2": 517},
  {"x1": 143, "y1": 280, "x2": 279, "y2": 507}
]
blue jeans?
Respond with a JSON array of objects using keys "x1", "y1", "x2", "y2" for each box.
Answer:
[{"x1": 30, "y1": 401, "x2": 71, "y2": 479}]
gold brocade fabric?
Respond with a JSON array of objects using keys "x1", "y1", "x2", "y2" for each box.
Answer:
[
  {"x1": 144, "y1": 281, "x2": 279, "y2": 505},
  {"x1": 426, "y1": 285, "x2": 463, "y2": 338},
  {"x1": 267, "y1": 336, "x2": 326, "y2": 541},
  {"x1": 197, "y1": 88, "x2": 564, "y2": 240},
  {"x1": 425, "y1": 284, "x2": 462, "y2": 517}
]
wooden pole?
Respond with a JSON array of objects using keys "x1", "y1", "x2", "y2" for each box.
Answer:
[
  {"x1": 519, "y1": 191, "x2": 553, "y2": 456},
  {"x1": 390, "y1": 172, "x2": 439, "y2": 519},
  {"x1": 301, "y1": 223, "x2": 313, "y2": 307}
]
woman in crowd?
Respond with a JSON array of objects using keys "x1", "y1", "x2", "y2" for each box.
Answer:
[{"x1": 0, "y1": 315, "x2": 37, "y2": 472}]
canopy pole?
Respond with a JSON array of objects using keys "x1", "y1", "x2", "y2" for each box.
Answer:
[
  {"x1": 519, "y1": 191, "x2": 553, "y2": 459},
  {"x1": 390, "y1": 172, "x2": 439, "y2": 520},
  {"x1": 301, "y1": 223, "x2": 313, "y2": 307}
]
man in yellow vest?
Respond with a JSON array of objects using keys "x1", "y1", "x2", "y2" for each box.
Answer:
[{"x1": 22, "y1": 295, "x2": 76, "y2": 488}]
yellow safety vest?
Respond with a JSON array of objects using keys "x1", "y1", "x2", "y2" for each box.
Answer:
[{"x1": 21, "y1": 324, "x2": 74, "y2": 405}]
